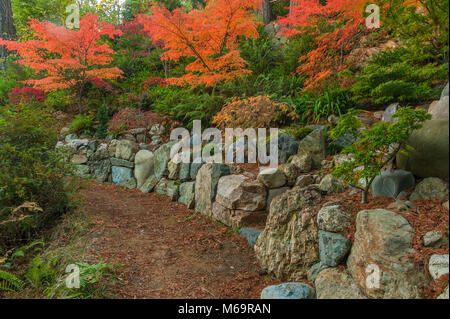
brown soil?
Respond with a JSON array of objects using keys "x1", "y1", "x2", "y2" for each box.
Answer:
[{"x1": 76, "y1": 181, "x2": 279, "y2": 299}]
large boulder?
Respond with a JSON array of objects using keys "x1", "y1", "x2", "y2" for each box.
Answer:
[
  {"x1": 371, "y1": 170, "x2": 415, "y2": 198},
  {"x1": 260, "y1": 283, "x2": 316, "y2": 299},
  {"x1": 153, "y1": 141, "x2": 177, "y2": 179},
  {"x1": 315, "y1": 268, "x2": 367, "y2": 299},
  {"x1": 428, "y1": 96, "x2": 449, "y2": 120},
  {"x1": 134, "y1": 150, "x2": 154, "y2": 188},
  {"x1": 297, "y1": 129, "x2": 326, "y2": 169},
  {"x1": 255, "y1": 186, "x2": 322, "y2": 281},
  {"x1": 216, "y1": 175, "x2": 267, "y2": 211},
  {"x1": 257, "y1": 167, "x2": 286, "y2": 188},
  {"x1": 195, "y1": 163, "x2": 230, "y2": 216},
  {"x1": 115, "y1": 140, "x2": 138, "y2": 161},
  {"x1": 178, "y1": 182, "x2": 195, "y2": 209},
  {"x1": 396, "y1": 119, "x2": 449, "y2": 178},
  {"x1": 211, "y1": 202, "x2": 267, "y2": 228},
  {"x1": 347, "y1": 209, "x2": 425, "y2": 299},
  {"x1": 409, "y1": 177, "x2": 448, "y2": 201}
]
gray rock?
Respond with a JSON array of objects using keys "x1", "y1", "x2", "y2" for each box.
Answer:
[
  {"x1": 260, "y1": 282, "x2": 316, "y2": 299},
  {"x1": 318, "y1": 230, "x2": 350, "y2": 267},
  {"x1": 257, "y1": 167, "x2": 286, "y2": 188},
  {"x1": 278, "y1": 163, "x2": 298, "y2": 186},
  {"x1": 190, "y1": 161, "x2": 204, "y2": 180},
  {"x1": 179, "y1": 162, "x2": 191, "y2": 182},
  {"x1": 423, "y1": 231, "x2": 446, "y2": 248},
  {"x1": 178, "y1": 182, "x2": 195, "y2": 209},
  {"x1": 134, "y1": 150, "x2": 154, "y2": 188},
  {"x1": 428, "y1": 254, "x2": 449, "y2": 281},
  {"x1": 155, "y1": 178, "x2": 179, "y2": 201},
  {"x1": 371, "y1": 170, "x2": 415, "y2": 198},
  {"x1": 65, "y1": 134, "x2": 79, "y2": 142},
  {"x1": 297, "y1": 129, "x2": 326, "y2": 169},
  {"x1": 67, "y1": 139, "x2": 89, "y2": 150},
  {"x1": 442, "y1": 82, "x2": 449, "y2": 99},
  {"x1": 382, "y1": 103, "x2": 401, "y2": 122},
  {"x1": 139, "y1": 175, "x2": 159, "y2": 193},
  {"x1": 255, "y1": 186, "x2": 322, "y2": 281},
  {"x1": 275, "y1": 134, "x2": 299, "y2": 164},
  {"x1": 428, "y1": 96, "x2": 449, "y2": 120},
  {"x1": 88, "y1": 140, "x2": 99, "y2": 152},
  {"x1": 397, "y1": 119, "x2": 449, "y2": 178},
  {"x1": 319, "y1": 174, "x2": 345, "y2": 194},
  {"x1": 239, "y1": 228, "x2": 262, "y2": 247},
  {"x1": 315, "y1": 268, "x2": 367, "y2": 299},
  {"x1": 89, "y1": 159, "x2": 111, "y2": 182},
  {"x1": 211, "y1": 202, "x2": 267, "y2": 228},
  {"x1": 195, "y1": 163, "x2": 230, "y2": 216},
  {"x1": 410, "y1": 177, "x2": 448, "y2": 201},
  {"x1": 123, "y1": 177, "x2": 137, "y2": 189},
  {"x1": 149, "y1": 124, "x2": 165, "y2": 136},
  {"x1": 71, "y1": 154, "x2": 88, "y2": 165},
  {"x1": 317, "y1": 205, "x2": 351, "y2": 233},
  {"x1": 110, "y1": 157, "x2": 135, "y2": 168},
  {"x1": 290, "y1": 153, "x2": 312, "y2": 173},
  {"x1": 153, "y1": 141, "x2": 177, "y2": 179},
  {"x1": 111, "y1": 166, "x2": 133, "y2": 186},
  {"x1": 347, "y1": 209, "x2": 425, "y2": 298},
  {"x1": 115, "y1": 140, "x2": 139, "y2": 161},
  {"x1": 216, "y1": 175, "x2": 267, "y2": 211}
]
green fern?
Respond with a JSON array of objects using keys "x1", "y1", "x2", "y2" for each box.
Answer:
[{"x1": 0, "y1": 269, "x2": 24, "y2": 292}]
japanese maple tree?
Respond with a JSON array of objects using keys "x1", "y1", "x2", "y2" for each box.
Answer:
[
  {"x1": 0, "y1": 13, "x2": 123, "y2": 112},
  {"x1": 136, "y1": 0, "x2": 260, "y2": 87},
  {"x1": 278, "y1": 0, "x2": 368, "y2": 91}
]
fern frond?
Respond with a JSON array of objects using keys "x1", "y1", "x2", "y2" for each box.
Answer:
[{"x1": 0, "y1": 269, "x2": 24, "y2": 292}]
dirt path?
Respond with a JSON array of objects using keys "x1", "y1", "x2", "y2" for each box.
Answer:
[{"x1": 76, "y1": 181, "x2": 277, "y2": 299}]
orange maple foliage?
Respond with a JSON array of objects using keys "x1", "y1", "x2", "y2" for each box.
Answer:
[
  {"x1": 278, "y1": 0, "x2": 369, "y2": 91},
  {"x1": 0, "y1": 13, "x2": 123, "y2": 107},
  {"x1": 136, "y1": 0, "x2": 260, "y2": 87}
]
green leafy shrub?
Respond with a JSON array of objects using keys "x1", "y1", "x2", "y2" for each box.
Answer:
[
  {"x1": 149, "y1": 86, "x2": 225, "y2": 128},
  {"x1": 330, "y1": 107, "x2": 431, "y2": 203},
  {"x1": 69, "y1": 114, "x2": 95, "y2": 136},
  {"x1": 0, "y1": 104, "x2": 74, "y2": 247},
  {"x1": 349, "y1": 55, "x2": 447, "y2": 106},
  {"x1": 44, "y1": 90, "x2": 73, "y2": 111}
]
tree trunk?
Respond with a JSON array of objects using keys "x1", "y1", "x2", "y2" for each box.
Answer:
[
  {"x1": 289, "y1": 0, "x2": 298, "y2": 17},
  {"x1": 262, "y1": 0, "x2": 273, "y2": 25},
  {"x1": 0, "y1": 0, "x2": 17, "y2": 71}
]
